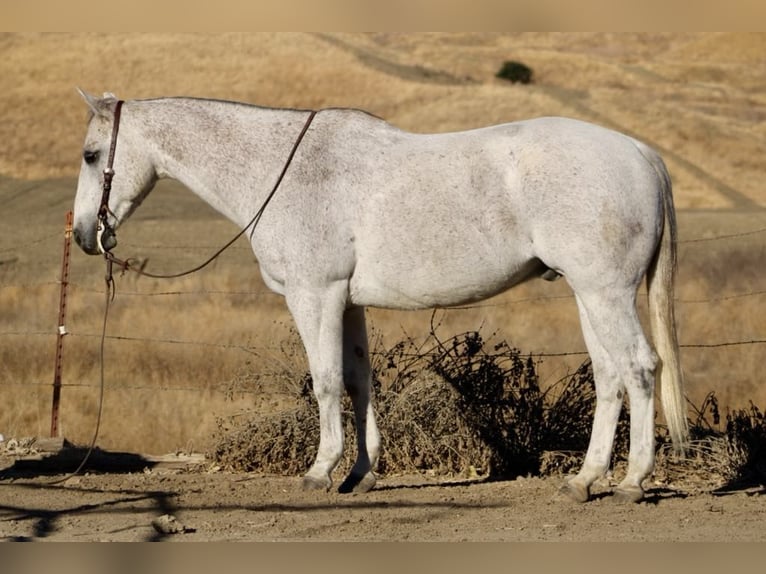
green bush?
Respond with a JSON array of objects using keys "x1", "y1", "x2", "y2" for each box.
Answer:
[{"x1": 496, "y1": 60, "x2": 533, "y2": 84}]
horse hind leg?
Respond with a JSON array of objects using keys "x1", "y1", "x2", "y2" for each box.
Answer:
[
  {"x1": 560, "y1": 293, "x2": 624, "y2": 503},
  {"x1": 613, "y1": 334, "x2": 657, "y2": 504},
  {"x1": 562, "y1": 290, "x2": 657, "y2": 503},
  {"x1": 337, "y1": 306, "x2": 381, "y2": 494}
]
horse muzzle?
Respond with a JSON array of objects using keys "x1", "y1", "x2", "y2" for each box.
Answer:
[
  {"x1": 73, "y1": 221, "x2": 117, "y2": 255},
  {"x1": 96, "y1": 219, "x2": 118, "y2": 254}
]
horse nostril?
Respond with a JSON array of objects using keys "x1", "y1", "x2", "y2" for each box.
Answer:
[{"x1": 73, "y1": 228, "x2": 82, "y2": 246}]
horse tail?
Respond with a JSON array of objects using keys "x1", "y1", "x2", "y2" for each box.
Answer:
[{"x1": 637, "y1": 140, "x2": 690, "y2": 455}]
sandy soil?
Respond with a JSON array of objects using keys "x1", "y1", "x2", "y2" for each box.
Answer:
[{"x1": 1, "y1": 452, "x2": 765, "y2": 542}]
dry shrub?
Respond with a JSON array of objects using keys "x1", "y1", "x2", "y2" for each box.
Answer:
[
  {"x1": 211, "y1": 335, "x2": 318, "y2": 475},
  {"x1": 654, "y1": 392, "x2": 766, "y2": 492},
  {"x1": 376, "y1": 371, "x2": 490, "y2": 476},
  {"x1": 724, "y1": 402, "x2": 766, "y2": 482},
  {"x1": 211, "y1": 325, "x2": 765, "y2": 491},
  {"x1": 212, "y1": 403, "x2": 322, "y2": 476},
  {"x1": 211, "y1": 326, "x2": 612, "y2": 479},
  {"x1": 211, "y1": 330, "x2": 489, "y2": 476}
]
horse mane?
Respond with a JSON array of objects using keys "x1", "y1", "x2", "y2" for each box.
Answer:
[{"x1": 135, "y1": 96, "x2": 385, "y2": 122}]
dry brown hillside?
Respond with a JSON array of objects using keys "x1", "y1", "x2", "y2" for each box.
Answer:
[{"x1": 1, "y1": 32, "x2": 765, "y2": 209}]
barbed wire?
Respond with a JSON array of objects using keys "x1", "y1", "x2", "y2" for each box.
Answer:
[
  {"x1": 2, "y1": 279, "x2": 765, "y2": 306},
  {"x1": 2, "y1": 337, "x2": 766, "y2": 397},
  {"x1": 70, "y1": 332, "x2": 261, "y2": 353},
  {"x1": 678, "y1": 225, "x2": 766, "y2": 243},
  {"x1": 677, "y1": 289, "x2": 766, "y2": 303},
  {"x1": 2, "y1": 328, "x2": 765, "y2": 357},
  {"x1": 681, "y1": 339, "x2": 766, "y2": 349},
  {"x1": 0, "y1": 232, "x2": 60, "y2": 254},
  {"x1": 0, "y1": 379, "x2": 231, "y2": 394},
  {"x1": 0, "y1": 222, "x2": 763, "y2": 257},
  {"x1": 1, "y1": 215, "x2": 764, "y2": 400}
]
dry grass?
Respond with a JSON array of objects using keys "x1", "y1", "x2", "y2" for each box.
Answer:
[{"x1": 1, "y1": 33, "x2": 765, "y2": 459}]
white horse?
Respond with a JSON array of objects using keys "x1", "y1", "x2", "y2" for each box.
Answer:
[{"x1": 73, "y1": 90, "x2": 689, "y2": 503}]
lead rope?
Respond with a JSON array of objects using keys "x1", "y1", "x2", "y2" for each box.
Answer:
[
  {"x1": 49, "y1": 106, "x2": 317, "y2": 484},
  {"x1": 103, "y1": 109, "x2": 318, "y2": 279},
  {"x1": 44, "y1": 261, "x2": 112, "y2": 485}
]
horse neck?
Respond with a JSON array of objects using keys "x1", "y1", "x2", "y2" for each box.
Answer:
[{"x1": 139, "y1": 99, "x2": 311, "y2": 229}]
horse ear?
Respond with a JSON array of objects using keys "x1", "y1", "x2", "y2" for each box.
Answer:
[
  {"x1": 76, "y1": 87, "x2": 118, "y2": 117},
  {"x1": 77, "y1": 87, "x2": 102, "y2": 115}
]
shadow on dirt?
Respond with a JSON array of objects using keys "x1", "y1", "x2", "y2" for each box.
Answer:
[
  {"x1": 0, "y1": 446, "x2": 185, "y2": 541},
  {"x1": 712, "y1": 480, "x2": 766, "y2": 497},
  {"x1": 372, "y1": 477, "x2": 486, "y2": 492},
  {"x1": 0, "y1": 481, "x2": 180, "y2": 542},
  {"x1": 0, "y1": 447, "x2": 158, "y2": 480}
]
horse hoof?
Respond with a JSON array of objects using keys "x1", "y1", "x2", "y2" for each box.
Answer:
[
  {"x1": 613, "y1": 486, "x2": 644, "y2": 504},
  {"x1": 302, "y1": 474, "x2": 332, "y2": 492},
  {"x1": 338, "y1": 471, "x2": 377, "y2": 494},
  {"x1": 558, "y1": 480, "x2": 590, "y2": 503}
]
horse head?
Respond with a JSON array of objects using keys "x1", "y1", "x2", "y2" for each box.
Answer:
[{"x1": 73, "y1": 89, "x2": 158, "y2": 255}]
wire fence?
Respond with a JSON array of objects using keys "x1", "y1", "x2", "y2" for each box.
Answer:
[{"x1": 1, "y1": 218, "x2": 765, "y2": 396}]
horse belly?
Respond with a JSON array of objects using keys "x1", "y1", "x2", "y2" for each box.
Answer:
[
  {"x1": 347, "y1": 170, "x2": 536, "y2": 309},
  {"x1": 349, "y1": 250, "x2": 540, "y2": 310}
]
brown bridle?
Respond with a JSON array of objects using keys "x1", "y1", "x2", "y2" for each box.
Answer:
[
  {"x1": 96, "y1": 100, "x2": 317, "y2": 280},
  {"x1": 96, "y1": 99, "x2": 124, "y2": 255}
]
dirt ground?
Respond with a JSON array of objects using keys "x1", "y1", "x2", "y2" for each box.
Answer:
[{"x1": 1, "y1": 450, "x2": 764, "y2": 542}]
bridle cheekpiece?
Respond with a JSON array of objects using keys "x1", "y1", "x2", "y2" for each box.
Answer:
[{"x1": 96, "y1": 99, "x2": 124, "y2": 254}]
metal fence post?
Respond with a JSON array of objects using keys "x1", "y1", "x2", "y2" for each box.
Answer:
[{"x1": 50, "y1": 210, "x2": 73, "y2": 438}]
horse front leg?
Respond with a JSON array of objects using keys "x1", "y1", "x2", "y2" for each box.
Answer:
[
  {"x1": 286, "y1": 284, "x2": 348, "y2": 491},
  {"x1": 338, "y1": 306, "x2": 380, "y2": 494}
]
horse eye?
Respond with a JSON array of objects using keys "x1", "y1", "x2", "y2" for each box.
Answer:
[{"x1": 83, "y1": 150, "x2": 99, "y2": 165}]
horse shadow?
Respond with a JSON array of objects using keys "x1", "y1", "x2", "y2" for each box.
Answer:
[
  {"x1": 710, "y1": 476, "x2": 766, "y2": 497},
  {"x1": 0, "y1": 444, "x2": 157, "y2": 480},
  {"x1": 0, "y1": 484, "x2": 181, "y2": 542},
  {"x1": 0, "y1": 445, "x2": 185, "y2": 542}
]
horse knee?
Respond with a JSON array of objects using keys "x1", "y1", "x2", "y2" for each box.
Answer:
[
  {"x1": 634, "y1": 340, "x2": 657, "y2": 375},
  {"x1": 624, "y1": 344, "x2": 657, "y2": 397},
  {"x1": 312, "y1": 368, "x2": 344, "y2": 400}
]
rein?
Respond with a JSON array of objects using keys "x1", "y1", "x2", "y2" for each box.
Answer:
[{"x1": 99, "y1": 104, "x2": 318, "y2": 279}]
